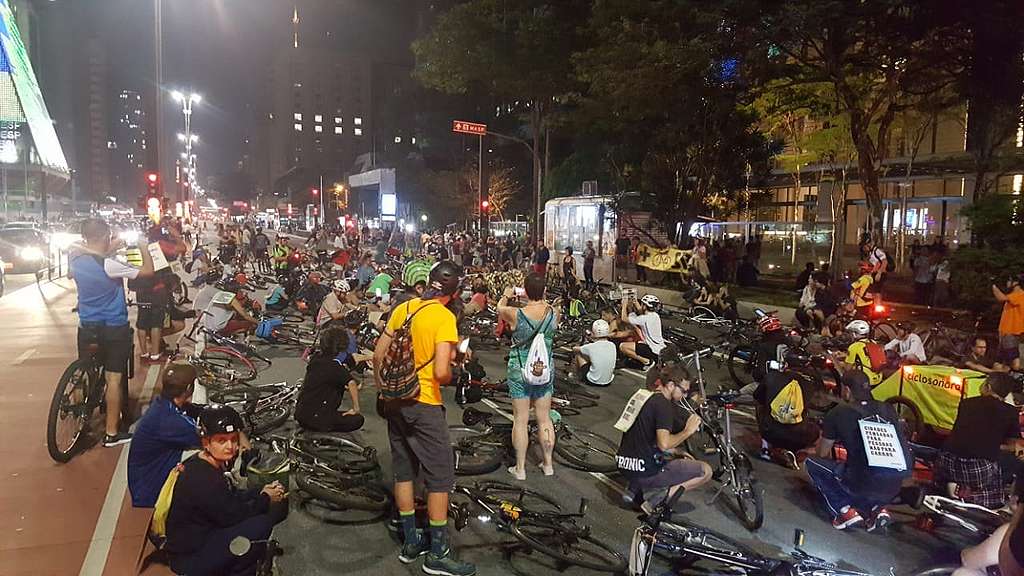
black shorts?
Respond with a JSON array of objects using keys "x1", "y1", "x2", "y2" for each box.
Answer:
[
  {"x1": 78, "y1": 324, "x2": 132, "y2": 373},
  {"x1": 636, "y1": 342, "x2": 659, "y2": 362},
  {"x1": 385, "y1": 402, "x2": 455, "y2": 493},
  {"x1": 136, "y1": 303, "x2": 167, "y2": 330}
]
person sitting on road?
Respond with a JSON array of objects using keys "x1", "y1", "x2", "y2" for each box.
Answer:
[
  {"x1": 264, "y1": 284, "x2": 289, "y2": 312},
  {"x1": 462, "y1": 277, "x2": 489, "y2": 316},
  {"x1": 796, "y1": 275, "x2": 819, "y2": 331},
  {"x1": 809, "y1": 272, "x2": 837, "y2": 334},
  {"x1": 163, "y1": 404, "x2": 287, "y2": 576},
  {"x1": 316, "y1": 279, "x2": 355, "y2": 327},
  {"x1": 354, "y1": 253, "x2": 376, "y2": 289},
  {"x1": 936, "y1": 372, "x2": 1022, "y2": 510},
  {"x1": 294, "y1": 323, "x2": 364, "y2": 433},
  {"x1": 882, "y1": 321, "x2": 927, "y2": 368},
  {"x1": 128, "y1": 363, "x2": 201, "y2": 508},
  {"x1": 615, "y1": 363, "x2": 712, "y2": 509},
  {"x1": 192, "y1": 274, "x2": 260, "y2": 337},
  {"x1": 834, "y1": 320, "x2": 885, "y2": 387},
  {"x1": 366, "y1": 266, "x2": 397, "y2": 301},
  {"x1": 807, "y1": 371, "x2": 911, "y2": 531},
  {"x1": 294, "y1": 271, "x2": 330, "y2": 315},
  {"x1": 754, "y1": 363, "x2": 821, "y2": 470},
  {"x1": 749, "y1": 313, "x2": 789, "y2": 388},
  {"x1": 619, "y1": 294, "x2": 667, "y2": 371},
  {"x1": 572, "y1": 319, "x2": 617, "y2": 387},
  {"x1": 601, "y1": 306, "x2": 637, "y2": 349},
  {"x1": 961, "y1": 337, "x2": 1007, "y2": 373}
]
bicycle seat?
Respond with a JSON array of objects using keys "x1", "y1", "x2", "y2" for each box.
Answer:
[
  {"x1": 910, "y1": 442, "x2": 940, "y2": 462},
  {"x1": 706, "y1": 391, "x2": 743, "y2": 405}
]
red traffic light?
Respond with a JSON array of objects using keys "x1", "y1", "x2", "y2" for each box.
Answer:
[
  {"x1": 311, "y1": 188, "x2": 319, "y2": 196},
  {"x1": 481, "y1": 200, "x2": 489, "y2": 209},
  {"x1": 146, "y1": 172, "x2": 159, "y2": 184}
]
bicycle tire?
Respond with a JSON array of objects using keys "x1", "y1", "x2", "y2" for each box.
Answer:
[
  {"x1": 554, "y1": 426, "x2": 618, "y2": 473},
  {"x1": 907, "y1": 566, "x2": 958, "y2": 576},
  {"x1": 249, "y1": 404, "x2": 291, "y2": 435},
  {"x1": 290, "y1": 435, "x2": 381, "y2": 477},
  {"x1": 733, "y1": 474, "x2": 765, "y2": 531},
  {"x1": 200, "y1": 347, "x2": 257, "y2": 381},
  {"x1": 509, "y1": 521, "x2": 627, "y2": 573},
  {"x1": 727, "y1": 344, "x2": 757, "y2": 389},
  {"x1": 450, "y1": 426, "x2": 505, "y2": 475},
  {"x1": 294, "y1": 470, "x2": 391, "y2": 511},
  {"x1": 655, "y1": 519, "x2": 766, "y2": 569},
  {"x1": 47, "y1": 360, "x2": 96, "y2": 463},
  {"x1": 208, "y1": 385, "x2": 292, "y2": 435},
  {"x1": 872, "y1": 321, "x2": 898, "y2": 343}
]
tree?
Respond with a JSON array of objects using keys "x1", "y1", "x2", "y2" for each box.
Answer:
[{"x1": 412, "y1": 0, "x2": 590, "y2": 236}]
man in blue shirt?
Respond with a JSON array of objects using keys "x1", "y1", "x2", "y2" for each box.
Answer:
[
  {"x1": 355, "y1": 253, "x2": 376, "y2": 289},
  {"x1": 70, "y1": 219, "x2": 154, "y2": 446},
  {"x1": 128, "y1": 363, "x2": 201, "y2": 507}
]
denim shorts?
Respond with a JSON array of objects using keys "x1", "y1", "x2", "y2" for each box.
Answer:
[{"x1": 506, "y1": 378, "x2": 553, "y2": 400}]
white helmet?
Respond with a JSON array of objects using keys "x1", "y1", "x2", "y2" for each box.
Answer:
[
  {"x1": 332, "y1": 279, "x2": 351, "y2": 292},
  {"x1": 640, "y1": 294, "x2": 661, "y2": 309},
  {"x1": 845, "y1": 320, "x2": 870, "y2": 338},
  {"x1": 591, "y1": 319, "x2": 610, "y2": 338}
]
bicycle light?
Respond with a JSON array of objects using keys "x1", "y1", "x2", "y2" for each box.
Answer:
[
  {"x1": 476, "y1": 514, "x2": 491, "y2": 523},
  {"x1": 902, "y1": 365, "x2": 914, "y2": 375},
  {"x1": 874, "y1": 304, "x2": 887, "y2": 315}
]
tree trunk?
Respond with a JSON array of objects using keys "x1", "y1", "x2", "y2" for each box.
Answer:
[{"x1": 853, "y1": 136, "x2": 884, "y2": 244}]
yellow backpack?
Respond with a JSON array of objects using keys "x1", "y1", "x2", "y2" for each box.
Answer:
[
  {"x1": 151, "y1": 463, "x2": 185, "y2": 542},
  {"x1": 770, "y1": 379, "x2": 804, "y2": 425}
]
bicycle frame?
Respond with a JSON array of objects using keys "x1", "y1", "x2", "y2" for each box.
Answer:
[{"x1": 921, "y1": 494, "x2": 1008, "y2": 534}]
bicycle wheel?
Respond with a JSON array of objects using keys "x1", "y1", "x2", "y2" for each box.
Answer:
[
  {"x1": 732, "y1": 469, "x2": 765, "y2": 531},
  {"x1": 273, "y1": 326, "x2": 317, "y2": 347},
  {"x1": 872, "y1": 321, "x2": 898, "y2": 343},
  {"x1": 294, "y1": 470, "x2": 391, "y2": 511},
  {"x1": 450, "y1": 427, "x2": 505, "y2": 475},
  {"x1": 509, "y1": 521, "x2": 627, "y2": 573},
  {"x1": 554, "y1": 426, "x2": 618, "y2": 473},
  {"x1": 47, "y1": 360, "x2": 97, "y2": 463},
  {"x1": 727, "y1": 345, "x2": 757, "y2": 389},
  {"x1": 908, "y1": 566, "x2": 958, "y2": 576},
  {"x1": 199, "y1": 347, "x2": 257, "y2": 381},
  {"x1": 290, "y1": 435, "x2": 381, "y2": 477}
]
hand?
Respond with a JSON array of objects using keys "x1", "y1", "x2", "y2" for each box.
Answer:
[
  {"x1": 262, "y1": 482, "x2": 286, "y2": 502},
  {"x1": 342, "y1": 409, "x2": 359, "y2": 417},
  {"x1": 684, "y1": 413, "x2": 702, "y2": 435}
]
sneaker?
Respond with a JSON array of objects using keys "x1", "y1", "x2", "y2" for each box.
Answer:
[
  {"x1": 759, "y1": 447, "x2": 772, "y2": 462},
  {"x1": 103, "y1": 432, "x2": 132, "y2": 447},
  {"x1": 641, "y1": 361, "x2": 656, "y2": 373},
  {"x1": 865, "y1": 508, "x2": 892, "y2": 533},
  {"x1": 398, "y1": 535, "x2": 428, "y2": 564},
  {"x1": 832, "y1": 507, "x2": 863, "y2": 530},
  {"x1": 423, "y1": 548, "x2": 476, "y2": 576}
]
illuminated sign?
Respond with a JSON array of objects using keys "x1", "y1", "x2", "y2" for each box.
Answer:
[
  {"x1": 381, "y1": 193, "x2": 396, "y2": 216},
  {"x1": 452, "y1": 120, "x2": 487, "y2": 136}
]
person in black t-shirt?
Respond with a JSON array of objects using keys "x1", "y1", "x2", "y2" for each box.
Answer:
[
  {"x1": 616, "y1": 364, "x2": 711, "y2": 508},
  {"x1": 806, "y1": 371, "x2": 911, "y2": 532},
  {"x1": 937, "y1": 372, "x2": 1022, "y2": 509},
  {"x1": 754, "y1": 369, "x2": 821, "y2": 469},
  {"x1": 164, "y1": 405, "x2": 287, "y2": 576},
  {"x1": 295, "y1": 323, "x2": 364, "y2": 433}
]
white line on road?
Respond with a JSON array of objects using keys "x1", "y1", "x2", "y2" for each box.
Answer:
[
  {"x1": 12, "y1": 348, "x2": 35, "y2": 365},
  {"x1": 78, "y1": 363, "x2": 162, "y2": 576}
]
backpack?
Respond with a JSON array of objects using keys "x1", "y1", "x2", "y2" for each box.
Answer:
[
  {"x1": 859, "y1": 340, "x2": 887, "y2": 372},
  {"x1": 378, "y1": 301, "x2": 439, "y2": 402},
  {"x1": 256, "y1": 317, "x2": 283, "y2": 339},
  {"x1": 517, "y1": 309, "x2": 554, "y2": 386},
  {"x1": 770, "y1": 379, "x2": 805, "y2": 425},
  {"x1": 150, "y1": 463, "x2": 184, "y2": 544}
]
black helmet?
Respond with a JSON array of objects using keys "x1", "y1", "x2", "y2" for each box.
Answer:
[
  {"x1": 429, "y1": 260, "x2": 463, "y2": 296},
  {"x1": 197, "y1": 404, "x2": 245, "y2": 436},
  {"x1": 344, "y1": 308, "x2": 367, "y2": 328}
]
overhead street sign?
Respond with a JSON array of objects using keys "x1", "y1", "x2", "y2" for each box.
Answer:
[{"x1": 452, "y1": 120, "x2": 487, "y2": 136}]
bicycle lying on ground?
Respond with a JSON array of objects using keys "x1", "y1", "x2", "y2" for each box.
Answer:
[
  {"x1": 208, "y1": 381, "x2": 300, "y2": 436},
  {"x1": 628, "y1": 487, "x2": 876, "y2": 575},
  {"x1": 450, "y1": 480, "x2": 627, "y2": 573}
]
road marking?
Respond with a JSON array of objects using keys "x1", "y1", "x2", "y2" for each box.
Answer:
[
  {"x1": 12, "y1": 348, "x2": 35, "y2": 365},
  {"x1": 78, "y1": 363, "x2": 162, "y2": 576}
]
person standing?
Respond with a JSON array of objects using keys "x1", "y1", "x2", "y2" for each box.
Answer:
[
  {"x1": 70, "y1": 219, "x2": 155, "y2": 447},
  {"x1": 252, "y1": 227, "x2": 271, "y2": 273},
  {"x1": 933, "y1": 256, "x2": 951, "y2": 308},
  {"x1": 271, "y1": 235, "x2": 292, "y2": 275},
  {"x1": 532, "y1": 239, "x2": 550, "y2": 276},
  {"x1": 562, "y1": 246, "x2": 577, "y2": 291},
  {"x1": 373, "y1": 261, "x2": 475, "y2": 576},
  {"x1": 913, "y1": 247, "x2": 936, "y2": 306},
  {"x1": 583, "y1": 240, "x2": 596, "y2": 291},
  {"x1": 993, "y1": 274, "x2": 1024, "y2": 371},
  {"x1": 496, "y1": 273, "x2": 559, "y2": 481}
]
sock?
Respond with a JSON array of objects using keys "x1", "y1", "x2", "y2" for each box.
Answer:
[
  {"x1": 399, "y1": 510, "x2": 418, "y2": 546},
  {"x1": 429, "y1": 519, "x2": 448, "y2": 556}
]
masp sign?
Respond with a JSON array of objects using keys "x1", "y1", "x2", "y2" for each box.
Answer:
[{"x1": 452, "y1": 120, "x2": 487, "y2": 136}]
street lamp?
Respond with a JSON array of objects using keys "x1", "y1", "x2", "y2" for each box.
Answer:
[
  {"x1": 421, "y1": 214, "x2": 428, "y2": 223},
  {"x1": 172, "y1": 90, "x2": 201, "y2": 206}
]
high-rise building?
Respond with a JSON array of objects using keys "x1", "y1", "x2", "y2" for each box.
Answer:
[
  {"x1": 72, "y1": 37, "x2": 111, "y2": 203},
  {"x1": 109, "y1": 89, "x2": 146, "y2": 198}
]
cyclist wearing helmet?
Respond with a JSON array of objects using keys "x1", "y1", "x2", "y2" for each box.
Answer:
[
  {"x1": 850, "y1": 261, "x2": 876, "y2": 315},
  {"x1": 572, "y1": 319, "x2": 617, "y2": 387},
  {"x1": 317, "y1": 279, "x2": 354, "y2": 327},
  {"x1": 294, "y1": 271, "x2": 330, "y2": 314},
  {"x1": 750, "y1": 312, "x2": 788, "y2": 386},
  {"x1": 882, "y1": 321, "x2": 926, "y2": 367},
  {"x1": 620, "y1": 293, "x2": 666, "y2": 370},
  {"x1": 374, "y1": 260, "x2": 475, "y2": 576},
  {"x1": 836, "y1": 320, "x2": 884, "y2": 386},
  {"x1": 164, "y1": 404, "x2": 287, "y2": 576},
  {"x1": 394, "y1": 258, "x2": 432, "y2": 307}
]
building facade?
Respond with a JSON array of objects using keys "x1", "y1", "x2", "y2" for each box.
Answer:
[{"x1": 108, "y1": 89, "x2": 146, "y2": 201}]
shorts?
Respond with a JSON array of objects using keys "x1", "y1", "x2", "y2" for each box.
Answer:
[
  {"x1": 506, "y1": 363, "x2": 554, "y2": 400},
  {"x1": 78, "y1": 323, "x2": 132, "y2": 373},
  {"x1": 628, "y1": 459, "x2": 706, "y2": 493},
  {"x1": 998, "y1": 335, "x2": 1020, "y2": 363},
  {"x1": 220, "y1": 319, "x2": 256, "y2": 336},
  {"x1": 636, "y1": 342, "x2": 659, "y2": 363},
  {"x1": 385, "y1": 402, "x2": 455, "y2": 493},
  {"x1": 136, "y1": 303, "x2": 167, "y2": 330}
]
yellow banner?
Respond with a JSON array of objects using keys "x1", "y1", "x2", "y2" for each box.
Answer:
[
  {"x1": 871, "y1": 365, "x2": 988, "y2": 431},
  {"x1": 636, "y1": 244, "x2": 692, "y2": 272}
]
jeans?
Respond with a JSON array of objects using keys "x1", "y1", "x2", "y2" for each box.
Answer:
[
  {"x1": 583, "y1": 263, "x2": 594, "y2": 289},
  {"x1": 805, "y1": 457, "x2": 899, "y2": 517},
  {"x1": 169, "y1": 501, "x2": 288, "y2": 576}
]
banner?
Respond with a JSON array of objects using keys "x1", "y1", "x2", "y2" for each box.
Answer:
[
  {"x1": 635, "y1": 244, "x2": 693, "y2": 273},
  {"x1": 871, "y1": 365, "x2": 987, "y2": 431}
]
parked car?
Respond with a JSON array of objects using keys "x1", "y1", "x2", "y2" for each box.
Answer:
[{"x1": 0, "y1": 227, "x2": 49, "y2": 274}]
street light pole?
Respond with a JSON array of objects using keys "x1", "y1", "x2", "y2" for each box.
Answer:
[{"x1": 319, "y1": 174, "x2": 324, "y2": 227}]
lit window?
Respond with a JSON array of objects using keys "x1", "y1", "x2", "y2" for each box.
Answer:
[
  {"x1": 411, "y1": 137, "x2": 416, "y2": 144},
  {"x1": 315, "y1": 114, "x2": 323, "y2": 122},
  {"x1": 394, "y1": 136, "x2": 402, "y2": 143},
  {"x1": 334, "y1": 126, "x2": 343, "y2": 135},
  {"x1": 354, "y1": 117, "x2": 362, "y2": 125},
  {"x1": 334, "y1": 117, "x2": 342, "y2": 124},
  {"x1": 354, "y1": 128, "x2": 363, "y2": 136},
  {"x1": 294, "y1": 123, "x2": 302, "y2": 131},
  {"x1": 294, "y1": 113, "x2": 302, "y2": 121},
  {"x1": 315, "y1": 125, "x2": 323, "y2": 133}
]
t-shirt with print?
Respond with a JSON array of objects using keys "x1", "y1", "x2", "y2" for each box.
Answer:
[
  {"x1": 384, "y1": 298, "x2": 458, "y2": 406},
  {"x1": 999, "y1": 288, "x2": 1024, "y2": 337},
  {"x1": 627, "y1": 311, "x2": 666, "y2": 355},
  {"x1": 580, "y1": 340, "x2": 616, "y2": 386},
  {"x1": 616, "y1": 393, "x2": 673, "y2": 478}
]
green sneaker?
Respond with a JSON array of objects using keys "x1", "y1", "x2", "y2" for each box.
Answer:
[
  {"x1": 398, "y1": 533, "x2": 428, "y2": 564},
  {"x1": 422, "y1": 548, "x2": 476, "y2": 576}
]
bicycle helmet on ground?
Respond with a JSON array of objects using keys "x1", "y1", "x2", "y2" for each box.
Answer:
[
  {"x1": 332, "y1": 279, "x2": 351, "y2": 292},
  {"x1": 197, "y1": 404, "x2": 244, "y2": 437},
  {"x1": 591, "y1": 319, "x2": 611, "y2": 338},
  {"x1": 639, "y1": 294, "x2": 660, "y2": 310},
  {"x1": 845, "y1": 319, "x2": 871, "y2": 338},
  {"x1": 429, "y1": 260, "x2": 464, "y2": 296},
  {"x1": 757, "y1": 314, "x2": 782, "y2": 333}
]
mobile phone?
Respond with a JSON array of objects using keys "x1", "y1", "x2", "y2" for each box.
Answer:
[{"x1": 514, "y1": 287, "x2": 525, "y2": 297}]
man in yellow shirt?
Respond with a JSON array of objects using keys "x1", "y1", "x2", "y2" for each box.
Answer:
[
  {"x1": 836, "y1": 320, "x2": 883, "y2": 386},
  {"x1": 373, "y1": 261, "x2": 475, "y2": 576},
  {"x1": 993, "y1": 274, "x2": 1024, "y2": 371},
  {"x1": 850, "y1": 262, "x2": 875, "y2": 315}
]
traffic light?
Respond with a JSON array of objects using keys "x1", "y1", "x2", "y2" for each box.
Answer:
[
  {"x1": 311, "y1": 188, "x2": 319, "y2": 196},
  {"x1": 481, "y1": 200, "x2": 489, "y2": 211},
  {"x1": 146, "y1": 172, "x2": 159, "y2": 190},
  {"x1": 143, "y1": 172, "x2": 162, "y2": 223}
]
